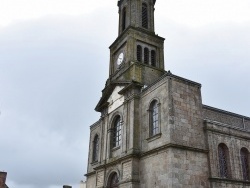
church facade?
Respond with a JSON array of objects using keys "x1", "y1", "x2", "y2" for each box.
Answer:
[{"x1": 85, "y1": 0, "x2": 250, "y2": 187}]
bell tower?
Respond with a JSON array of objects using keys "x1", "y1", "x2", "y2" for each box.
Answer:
[
  {"x1": 108, "y1": 0, "x2": 165, "y2": 86},
  {"x1": 118, "y1": 0, "x2": 156, "y2": 34}
]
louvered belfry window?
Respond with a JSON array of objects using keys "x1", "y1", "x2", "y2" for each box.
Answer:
[
  {"x1": 122, "y1": 7, "x2": 126, "y2": 31},
  {"x1": 137, "y1": 45, "x2": 142, "y2": 62},
  {"x1": 218, "y1": 144, "x2": 230, "y2": 178},
  {"x1": 93, "y1": 135, "x2": 99, "y2": 162},
  {"x1": 151, "y1": 50, "x2": 156, "y2": 66},
  {"x1": 144, "y1": 47, "x2": 149, "y2": 64},
  {"x1": 241, "y1": 148, "x2": 250, "y2": 181},
  {"x1": 113, "y1": 117, "x2": 121, "y2": 148},
  {"x1": 142, "y1": 3, "x2": 148, "y2": 29}
]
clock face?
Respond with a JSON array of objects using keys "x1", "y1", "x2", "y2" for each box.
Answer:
[{"x1": 117, "y1": 52, "x2": 124, "y2": 65}]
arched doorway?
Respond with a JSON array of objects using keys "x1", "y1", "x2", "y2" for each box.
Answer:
[{"x1": 108, "y1": 172, "x2": 119, "y2": 188}]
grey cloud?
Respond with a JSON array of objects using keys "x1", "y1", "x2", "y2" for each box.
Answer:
[
  {"x1": 157, "y1": 20, "x2": 250, "y2": 116},
  {"x1": 0, "y1": 10, "x2": 115, "y2": 187}
]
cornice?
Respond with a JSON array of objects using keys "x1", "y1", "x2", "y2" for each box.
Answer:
[
  {"x1": 84, "y1": 171, "x2": 96, "y2": 177},
  {"x1": 118, "y1": 80, "x2": 144, "y2": 95},
  {"x1": 140, "y1": 143, "x2": 208, "y2": 158},
  {"x1": 169, "y1": 73, "x2": 202, "y2": 87},
  {"x1": 87, "y1": 143, "x2": 208, "y2": 174},
  {"x1": 95, "y1": 82, "x2": 130, "y2": 112},
  {"x1": 203, "y1": 105, "x2": 250, "y2": 120},
  {"x1": 90, "y1": 119, "x2": 102, "y2": 130},
  {"x1": 109, "y1": 26, "x2": 164, "y2": 49},
  {"x1": 141, "y1": 71, "x2": 202, "y2": 94},
  {"x1": 204, "y1": 119, "x2": 250, "y2": 139},
  {"x1": 93, "y1": 153, "x2": 140, "y2": 171}
]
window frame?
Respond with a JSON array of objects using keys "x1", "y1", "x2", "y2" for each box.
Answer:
[
  {"x1": 148, "y1": 99, "x2": 161, "y2": 139},
  {"x1": 218, "y1": 143, "x2": 231, "y2": 179},
  {"x1": 112, "y1": 116, "x2": 122, "y2": 148},
  {"x1": 137, "y1": 45, "x2": 142, "y2": 62},
  {"x1": 240, "y1": 147, "x2": 250, "y2": 181},
  {"x1": 92, "y1": 134, "x2": 99, "y2": 162},
  {"x1": 107, "y1": 171, "x2": 120, "y2": 188}
]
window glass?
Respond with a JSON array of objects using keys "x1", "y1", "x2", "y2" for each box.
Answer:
[
  {"x1": 150, "y1": 100, "x2": 159, "y2": 136},
  {"x1": 93, "y1": 135, "x2": 99, "y2": 162},
  {"x1": 113, "y1": 117, "x2": 121, "y2": 148},
  {"x1": 109, "y1": 173, "x2": 119, "y2": 188},
  {"x1": 218, "y1": 144, "x2": 230, "y2": 178},
  {"x1": 241, "y1": 148, "x2": 249, "y2": 181}
]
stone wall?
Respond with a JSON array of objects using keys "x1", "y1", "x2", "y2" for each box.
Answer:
[
  {"x1": 169, "y1": 76, "x2": 206, "y2": 150},
  {"x1": 87, "y1": 120, "x2": 102, "y2": 173},
  {"x1": 169, "y1": 148, "x2": 210, "y2": 188},
  {"x1": 140, "y1": 76, "x2": 170, "y2": 152},
  {"x1": 203, "y1": 105, "x2": 250, "y2": 131},
  {"x1": 86, "y1": 73, "x2": 250, "y2": 188},
  {"x1": 203, "y1": 104, "x2": 250, "y2": 188},
  {"x1": 86, "y1": 174, "x2": 96, "y2": 188},
  {"x1": 139, "y1": 149, "x2": 171, "y2": 188},
  {"x1": 245, "y1": 120, "x2": 250, "y2": 131},
  {"x1": 140, "y1": 148, "x2": 210, "y2": 188},
  {"x1": 0, "y1": 172, "x2": 7, "y2": 188}
]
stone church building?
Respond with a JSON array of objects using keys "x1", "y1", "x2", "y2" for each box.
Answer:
[{"x1": 85, "y1": 0, "x2": 250, "y2": 187}]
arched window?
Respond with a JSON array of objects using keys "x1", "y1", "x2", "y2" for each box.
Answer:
[
  {"x1": 241, "y1": 148, "x2": 249, "y2": 181},
  {"x1": 142, "y1": 3, "x2": 148, "y2": 29},
  {"x1": 122, "y1": 7, "x2": 126, "y2": 31},
  {"x1": 149, "y1": 100, "x2": 159, "y2": 136},
  {"x1": 144, "y1": 47, "x2": 149, "y2": 64},
  {"x1": 113, "y1": 117, "x2": 122, "y2": 148},
  {"x1": 93, "y1": 135, "x2": 99, "y2": 162},
  {"x1": 137, "y1": 45, "x2": 142, "y2": 62},
  {"x1": 151, "y1": 50, "x2": 156, "y2": 66},
  {"x1": 108, "y1": 172, "x2": 119, "y2": 188},
  {"x1": 218, "y1": 143, "x2": 230, "y2": 178}
]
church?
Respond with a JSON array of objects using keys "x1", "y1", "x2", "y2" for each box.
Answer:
[{"x1": 85, "y1": 0, "x2": 250, "y2": 187}]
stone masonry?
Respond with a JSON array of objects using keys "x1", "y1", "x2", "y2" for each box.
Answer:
[
  {"x1": 0, "y1": 172, "x2": 8, "y2": 188},
  {"x1": 85, "y1": 0, "x2": 250, "y2": 188}
]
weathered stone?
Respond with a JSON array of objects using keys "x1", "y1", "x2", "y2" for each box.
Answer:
[{"x1": 85, "y1": 1, "x2": 250, "y2": 188}]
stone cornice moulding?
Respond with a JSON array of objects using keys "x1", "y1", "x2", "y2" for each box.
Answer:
[{"x1": 204, "y1": 119, "x2": 250, "y2": 140}]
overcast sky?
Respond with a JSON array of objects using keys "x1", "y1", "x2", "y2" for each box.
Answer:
[{"x1": 0, "y1": 0, "x2": 249, "y2": 188}]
